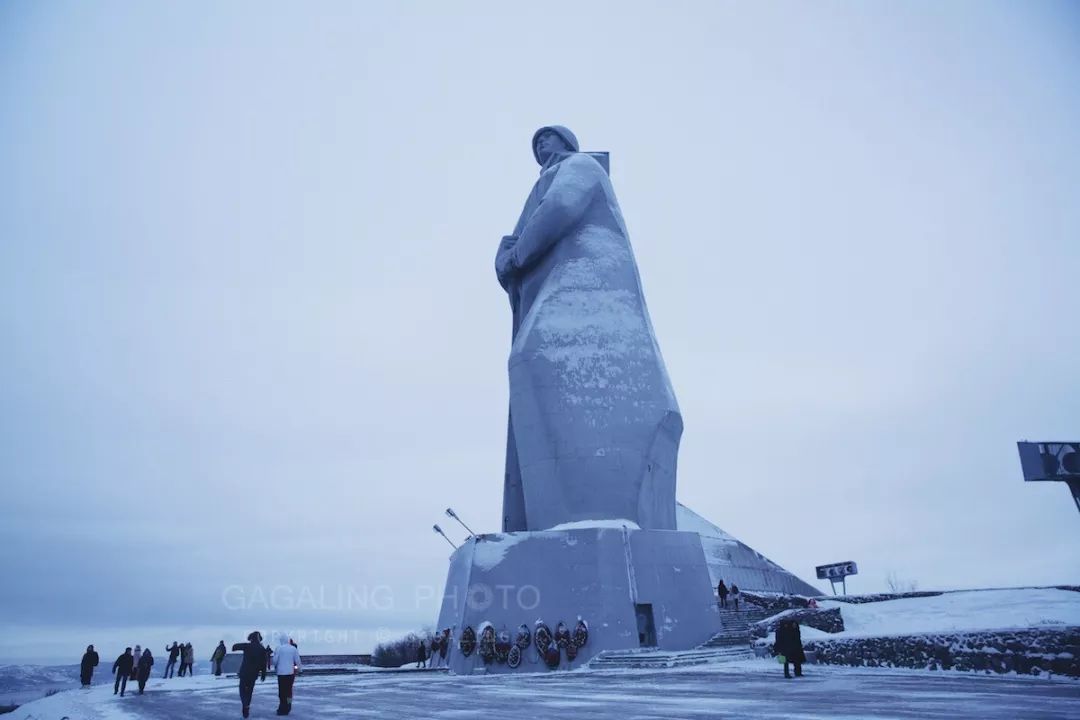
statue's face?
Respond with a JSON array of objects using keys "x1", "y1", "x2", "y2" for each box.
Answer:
[{"x1": 535, "y1": 131, "x2": 569, "y2": 163}]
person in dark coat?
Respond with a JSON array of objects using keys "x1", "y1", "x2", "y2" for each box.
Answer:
[
  {"x1": 774, "y1": 619, "x2": 807, "y2": 679},
  {"x1": 233, "y1": 631, "x2": 267, "y2": 718},
  {"x1": 415, "y1": 640, "x2": 427, "y2": 669},
  {"x1": 730, "y1": 584, "x2": 741, "y2": 611},
  {"x1": 265, "y1": 643, "x2": 274, "y2": 672},
  {"x1": 212, "y1": 640, "x2": 227, "y2": 676},
  {"x1": 164, "y1": 641, "x2": 180, "y2": 678},
  {"x1": 80, "y1": 644, "x2": 99, "y2": 686},
  {"x1": 717, "y1": 580, "x2": 729, "y2": 609},
  {"x1": 112, "y1": 647, "x2": 134, "y2": 696},
  {"x1": 136, "y1": 649, "x2": 154, "y2": 694}
]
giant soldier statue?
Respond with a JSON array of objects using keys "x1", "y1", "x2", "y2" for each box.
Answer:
[
  {"x1": 494, "y1": 125, "x2": 682, "y2": 533},
  {"x1": 434, "y1": 128, "x2": 817, "y2": 674}
]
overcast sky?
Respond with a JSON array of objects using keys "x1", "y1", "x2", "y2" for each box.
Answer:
[{"x1": 2, "y1": 1, "x2": 1078, "y2": 664}]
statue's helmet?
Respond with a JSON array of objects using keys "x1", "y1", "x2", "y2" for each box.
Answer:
[{"x1": 532, "y1": 125, "x2": 579, "y2": 164}]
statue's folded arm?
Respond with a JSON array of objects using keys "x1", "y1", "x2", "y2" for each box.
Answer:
[{"x1": 511, "y1": 155, "x2": 603, "y2": 273}]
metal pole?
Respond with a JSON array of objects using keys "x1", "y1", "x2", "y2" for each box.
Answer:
[
  {"x1": 445, "y1": 508, "x2": 477, "y2": 537},
  {"x1": 433, "y1": 524, "x2": 457, "y2": 549}
]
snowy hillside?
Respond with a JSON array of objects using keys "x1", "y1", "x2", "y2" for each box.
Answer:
[
  {"x1": 0, "y1": 663, "x2": 78, "y2": 706},
  {"x1": 757, "y1": 588, "x2": 1080, "y2": 648},
  {"x1": 821, "y1": 588, "x2": 1080, "y2": 639}
]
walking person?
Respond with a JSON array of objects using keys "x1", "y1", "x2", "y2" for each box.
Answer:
[
  {"x1": 271, "y1": 636, "x2": 302, "y2": 716},
  {"x1": 163, "y1": 642, "x2": 180, "y2": 678},
  {"x1": 130, "y1": 645, "x2": 141, "y2": 682},
  {"x1": 775, "y1": 619, "x2": 807, "y2": 679},
  {"x1": 80, "y1": 644, "x2": 99, "y2": 687},
  {"x1": 136, "y1": 648, "x2": 154, "y2": 694},
  {"x1": 731, "y1": 583, "x2": 741, "y2": 611},
  {"x1": 112, "y1": 647, "x2": 134, "y2": 696},
  {"x1": 415, "y1": 640, "x2": 427, "y2": 669},
  {"x1": 212, "y1": 640, "x2": 227, "y2": 676},
  {"x1": 717, "y1": 580, "x2": 729, "y2": 609},
  {"x1": 232, "y1": 631, "x2": 267, "y2": 718},
  {"x1": 265, "y1": 643, "x2": 274, "y2": 674}
]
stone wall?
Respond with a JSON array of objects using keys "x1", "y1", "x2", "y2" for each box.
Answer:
[
  {"x1": 758, "y1": 627, "x2": 1080, "y2": 678},
  {"x1": 829, "y1": 591, "x2": 943, "y2": 604},
  {"x1": 741, "y1": 592, "x2": 813, "y2": 614},
  {"x1": 750, "y1": 607, "x2": 844, "y2": 639}
]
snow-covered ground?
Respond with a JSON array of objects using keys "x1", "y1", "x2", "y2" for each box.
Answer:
[
  {"x1": 758, "y1": 587, "x2": 1080, "y2": 645},
  {"x1": 10, "y1": 589, "x2": 1077, "y2": 717},
  {"x1": 11, "y1": 661, "x2": 1078, "y2": 719},
  {"x1": 807, "y1": 588, "x2": 1079, "y2": 639}
]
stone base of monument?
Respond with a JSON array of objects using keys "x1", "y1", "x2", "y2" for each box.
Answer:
[{"x1": 435, "y1": 526, "x2": 722, "y2": 674}]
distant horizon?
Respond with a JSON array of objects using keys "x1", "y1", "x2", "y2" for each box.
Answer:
[{"x1": 7, "y1": 580, "x2": 1080, "y2": 667}]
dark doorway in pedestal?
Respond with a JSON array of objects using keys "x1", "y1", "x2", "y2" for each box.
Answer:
[{"x1": 635, "y1": 603, "x2": 657, "y2": 647}]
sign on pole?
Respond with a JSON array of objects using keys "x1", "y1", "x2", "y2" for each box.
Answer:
[
  {"x1": 1017, "y1": 442, "x2": 1080, "y2": 514},
  {"x1": 815, "y1": 561, "x2": 858, "y2": 595}
]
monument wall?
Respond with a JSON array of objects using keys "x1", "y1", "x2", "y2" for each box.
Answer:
[{"x1": 436, "y1": 527, "x2": 721, "y2": 674}]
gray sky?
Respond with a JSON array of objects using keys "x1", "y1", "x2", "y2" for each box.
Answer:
[{"x1": 2, "y1": 0, "x2": 1078, "y2": 664}]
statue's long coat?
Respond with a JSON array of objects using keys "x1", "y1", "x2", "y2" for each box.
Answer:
[{"x1": 498, "y1": 150, "x2": 682, "y2": 532}]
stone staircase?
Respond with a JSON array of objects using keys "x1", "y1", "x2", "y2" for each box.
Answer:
[
  {"x1": 588, "y1": 646, "x2": 747, "y2": 670},
  {"x1": 702, "y1": 607, "x2": 772, "y2": 649},
  {"x1": 587, "y1": 608, "x2": 774, "y2": 670}
]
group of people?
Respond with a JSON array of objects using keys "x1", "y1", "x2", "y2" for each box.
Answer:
[
  {"x1": 163, "y1": 641, "x2": 197, "y2": 678},
  {"x1": 232, "y1": 631, "x2": 302, "y2": 717},
  {"x1": 78, "y1": 633, "x2": 302, "y2": 715},
  {"x1": 715, "y1": 579, "x2": 809, "y2": 678},
  {"x1": 79, "y1": 640, "x2": 199, "y2": 697},
  {"x1": 415, "y1": 630, "x2": 452, "y2": 669},
  {"x1": 78, "y1": 645, "x2": 155, "y2": 697},
  {"x1": 716, "y1": 579, "x2": 742, "y2": 610}
]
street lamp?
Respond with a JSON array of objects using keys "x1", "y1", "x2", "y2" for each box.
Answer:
[
  {"x1": 445, "y1": 507, "x2": 476, "y2": 538},
  {"x1": 432, "y1": 524, "x2": 457, "y2": 549}
]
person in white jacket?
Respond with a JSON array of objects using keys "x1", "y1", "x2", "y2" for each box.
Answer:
[{"x1": 270, "y1": 636, "x2": 301, "y2": 716}]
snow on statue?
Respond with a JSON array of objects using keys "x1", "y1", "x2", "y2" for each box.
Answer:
[{"x1": 495, "y1": 125, "x2": 682, "y2": 533}]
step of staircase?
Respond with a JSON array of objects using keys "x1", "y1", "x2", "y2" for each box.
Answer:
[
  {"x1": 589, "y1": 607, "x2": 776, "y2": 669},
  {"x1": 588, "y1": 644, "x2": 753, "y2": 670},
  {"x1": 701, "y1": 608, "x2": 773, "y2": 649}
]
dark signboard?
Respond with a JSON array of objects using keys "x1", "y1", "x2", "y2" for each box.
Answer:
[
  {"x1": 815, "y1": 561, "x2": 858, "y2": 580},
  {"x1": 1017, "y1": 441, "x2": 1080, "y2": 514},
  {"x1": 1017, "y1": 442, "x2": 1080, "y2": 482}
]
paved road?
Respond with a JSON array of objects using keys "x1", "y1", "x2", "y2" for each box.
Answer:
[{"x1": 18, "y1": 662, "x2": 1080, "y2": 719}]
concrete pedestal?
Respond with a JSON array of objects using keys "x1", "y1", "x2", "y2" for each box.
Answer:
[{"x1": 435, "y1": 526, "x2": 721, "y2": 674}]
